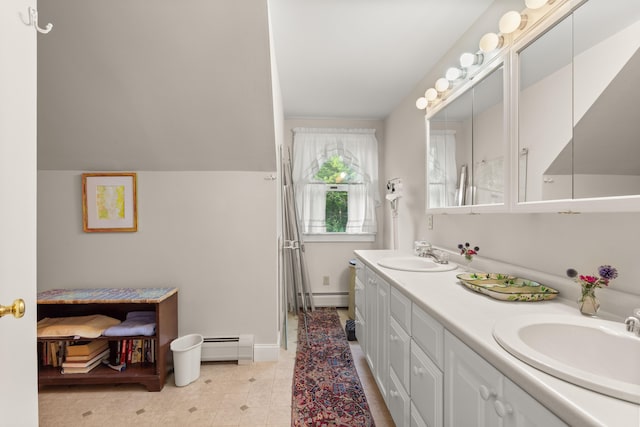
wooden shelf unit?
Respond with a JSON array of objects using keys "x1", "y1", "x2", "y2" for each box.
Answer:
[{"x1": 37, "y1": 288, "x2": 178, "y2": 392}]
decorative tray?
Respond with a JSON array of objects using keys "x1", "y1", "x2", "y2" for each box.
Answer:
[{"x1": 456, "y1": 273, "x2": 559, "y2": 302}]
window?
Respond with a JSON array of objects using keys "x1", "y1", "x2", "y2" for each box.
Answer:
[{"x1": 292, "y1": 128, "x2": 380, "y2": 241}]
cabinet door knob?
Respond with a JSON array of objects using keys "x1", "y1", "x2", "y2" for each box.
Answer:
[
  {"x1": 413, "y1": 366, "x2": 426, "y2": 376},
  {"x1": 479, "y1": 385, "x2": 497, "y2": 401},
  {"x1": 0, "y1": 299, "x2": 25, "y2": 319},
  {"x1": 390, "y1": 389, "x2": 400, "y2": 398},
  {"x1": 390, "y1": 334, "x2": 398, "y2": 341},
  {"x1": 494, "y1": 400, "x2": 513, "y2": 418}
]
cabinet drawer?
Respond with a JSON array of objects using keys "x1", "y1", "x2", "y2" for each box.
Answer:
[
  {"x1": 412, "y1": 304, "x2": 444, "y2": 370},
  {"x1": 411, "y1": 340, "x2": 443, "y2": 427},
  {"x1": 390, "y1": 286, "x2": 411, "y2": 332},
  {"x1": 389, "y1": 317, "x2": 411, "y2": 391},
  {"x1": 389, "y1": 369, "x2": 411, "y2": 427}
]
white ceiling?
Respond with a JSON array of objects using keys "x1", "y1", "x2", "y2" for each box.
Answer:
[{"x1": 268, "y1": 0, "x2": 495, "y2": 119}]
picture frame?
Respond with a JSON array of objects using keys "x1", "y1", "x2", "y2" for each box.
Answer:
[{"x1": 82, "y1": 172, "x2": 137, "y2": 232}]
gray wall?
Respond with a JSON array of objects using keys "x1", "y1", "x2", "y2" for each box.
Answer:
[
  {"x1": 384, "y1": 0, "x2": 640, "y2": 297},
  {"x1": 36, "y1": 0, "x2": 282, "y2": 358},
  {"x1": 37, "y1": 0, "x2": 276, "y2": 171}
]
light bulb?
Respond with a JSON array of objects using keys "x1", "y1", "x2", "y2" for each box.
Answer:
[
  {"x1": 499, "y1": 11, "x2": 527, "y2": 34},
  {"x1": 479, "y1": 32, "x2": 503, "y2": 53},
  {"x1": 424, "y1": 88, "x2": 438, "y2": 101},
  {"x1": 445, "y1": 67, "x2": 465, "y2": 81},
  {"x1": 460, "y1": 52, "x2": 483, "y2": 68},
  {"x1": 416, "y1": 97, "x2": 428, "y2": 110},
  {"x1": 525, "y1": 0, "x2": 548, "y2": 9},
  {"x1": 435, "y1": 77, "x2": 450, "y2": 92}
]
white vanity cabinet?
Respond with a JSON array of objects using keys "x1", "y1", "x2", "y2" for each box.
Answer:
[
  {"x1": 364, "y1": 267, "x2": 390, "y2": 402},
  {"x1": 389, "y1": 287, "x2": 412, "y2": 427},
  {"x1": 444, "y1": 331, "x2": 567, "y2": 427},
  {"x1": 410, "y1": 304, "x2": 444, "y2": 427}
]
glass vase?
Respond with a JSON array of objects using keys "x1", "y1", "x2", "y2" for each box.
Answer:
[
  {"x1": 459, "y1": 257, "x2": 472, "y2": 272},
  {"x1": 579, "y1": 288, "x2": 599, "y2": 316}
]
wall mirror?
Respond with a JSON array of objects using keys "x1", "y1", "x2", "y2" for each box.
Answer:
[
  {"x1": 427, "y1": 63, "x2": 505, "y2": 212},
  {"x1": 516, "y1": 0, "x2": 640, "y2": 206}
]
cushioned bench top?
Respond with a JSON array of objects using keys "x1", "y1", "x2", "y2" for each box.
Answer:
[{"x1": 37, "y1": 288, "x2": 177, "y2": 304}]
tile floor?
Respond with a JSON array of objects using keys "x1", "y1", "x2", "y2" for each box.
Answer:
[{"x1": 38, "y1": 309, "x2": 394, "y2": 426}]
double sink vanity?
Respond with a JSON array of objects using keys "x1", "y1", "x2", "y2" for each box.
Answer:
[
  {"x1": 387, "y1": 0, "x2": 640, "y2": 423},
  {"x1": 354, "y1": 250, "x2": 640, "y2": 427}
]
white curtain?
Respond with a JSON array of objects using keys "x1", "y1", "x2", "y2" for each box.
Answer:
[
  {"x1": 428, "y1": 130, "x2": 457, "y2": 208},
  {"x1": 300, "y1": 184, "x2": 326, "y2": 233},
  {"x1": 292, "y1": 128, "x2": 380, "y2": 234},
  {"x1": 346, "y1": 184, "x2": 375, "y2": 233}
]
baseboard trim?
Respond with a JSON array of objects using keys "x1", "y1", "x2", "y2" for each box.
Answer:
[{"x1": 254, "y1": 344, "x2": 280, "y2": 362}]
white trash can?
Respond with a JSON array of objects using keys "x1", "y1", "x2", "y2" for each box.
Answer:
[{"x1": 170, "y1": 334, "x2": 203, "y2": 387}]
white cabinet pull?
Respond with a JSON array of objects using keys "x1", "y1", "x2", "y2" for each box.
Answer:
[
  {"x1": 413, "y1": 366, "x2": 426, "y2": 376},
  {"x1": 479, "y1": 385, "x2": 497, "y2": 401},
  {"x1": 390, "y1": 334, "x2": 398, "y2": 341},
  {"x1": 494, "y1": 400, "x2": 513, "y2": 418},
  {"x1": 390, "y1": 389, "x2": 400, "y2": 398}
]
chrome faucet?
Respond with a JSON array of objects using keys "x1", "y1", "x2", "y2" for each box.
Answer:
[
  {"x1": 624, "y1": 308, "x2": 640, "y2": 336},
  {"x1": 416, "y1": 243, "x2": 448, "y2": 264}
]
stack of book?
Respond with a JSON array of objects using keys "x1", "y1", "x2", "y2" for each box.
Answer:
[{"x1": 61, "y1": 341, "x2": 110, "y2": 374}]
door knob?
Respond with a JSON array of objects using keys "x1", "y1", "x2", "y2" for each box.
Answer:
[{"x1": 0, "y1": 299, "x2": 25, "y2": 318}]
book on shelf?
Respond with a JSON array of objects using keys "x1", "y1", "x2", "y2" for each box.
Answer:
[
  {"x1": 65, "y1": 345, "x2": 110, "y2": 362},
  {"x1": 66, "y1": 340, "x2": 108, "y2": 357},
  {"x1": 61, "y1": 348, "x2": 110, "y2": 369},
  {"x1": 61, "y1": 353, "x2": 109, "y2": 374},
  {"x1": 42, "y1": 341, "x2": 66, "y2": 367}
]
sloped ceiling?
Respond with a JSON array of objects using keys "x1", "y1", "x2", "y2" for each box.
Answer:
[{"x1": 38, "y1": 0, "x2": 277, "y2": 171}]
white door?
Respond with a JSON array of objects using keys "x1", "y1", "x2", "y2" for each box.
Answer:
[{"x1": 0, "y1": 0, "x2": 39, "y2": 425}]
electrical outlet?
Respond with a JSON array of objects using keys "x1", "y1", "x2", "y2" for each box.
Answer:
[
  {"x1": 323, "y1": 276, "x2": 330, "y2": 286},
  {"x1": 427, "y1": 214, "x2": 434, "y2": 230}
]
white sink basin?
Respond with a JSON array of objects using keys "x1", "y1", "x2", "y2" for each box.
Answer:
[
  {"x1": 377, "y1": 256, "x2": 457, "y2": 272},
  {"x1": 493, "y1": 314, "x2": 640, "y2": 403}
]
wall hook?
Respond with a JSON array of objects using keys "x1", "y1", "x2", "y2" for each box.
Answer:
[{"x1": 26, "y1": 7, "x2": 53, "y2": 34}]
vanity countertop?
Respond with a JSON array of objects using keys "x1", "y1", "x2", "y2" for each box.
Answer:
[{"x1": 355, "y1": 249, "x2": 640, "y2": 427}]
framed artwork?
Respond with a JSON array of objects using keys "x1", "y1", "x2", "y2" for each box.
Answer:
[{"x1": 82, "y1": 172, "x2": 137, "y2": 232}]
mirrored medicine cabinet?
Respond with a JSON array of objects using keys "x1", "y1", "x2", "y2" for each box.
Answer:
[
  {"x1": 426, "y1": 0, "x2": 640, "y2": 214},
  {"x1": 426, "y1": 61, "x2": 507, "y2": 213}
]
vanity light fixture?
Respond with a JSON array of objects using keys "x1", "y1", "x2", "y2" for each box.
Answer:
[
  {"x1": 479, "y1": 32, "x2": 504, "y2": 53},
  {"x1": 416, "y1": 88, "x2": 439, "y2": 111},
  {"x1": 459, "y1": 52, "x2": 483, "y2": 68},
  {"x1": 415, "y1": 97, "x2": 428, "y2": 110},
  {"x1": 416, "y1": 0, "x2": 559, "y2": 111},
  {"x1": 499, "y1": 10, "x2": 528, "y2": 34},
  {"x1": 445, "y1": 67, "x2": 466, "y2": 81},
  {"x1": 424, "y1": 88, "x2": 438, "y2": 102},
  {"x1": 435, "y1": 77, "x2": 451, "y2": 93}
]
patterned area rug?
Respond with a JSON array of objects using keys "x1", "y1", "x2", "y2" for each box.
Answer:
[{"x1": 292, "y1": 308, "x2": 375, "y2": 427}]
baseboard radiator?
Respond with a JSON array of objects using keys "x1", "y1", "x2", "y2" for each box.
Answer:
[
  {"x1": 201, "y1": 334, "x2": 254, "y2": 365},
  {"x1": 310, "y1": 292, "x2": 349, "y2": 307}
]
